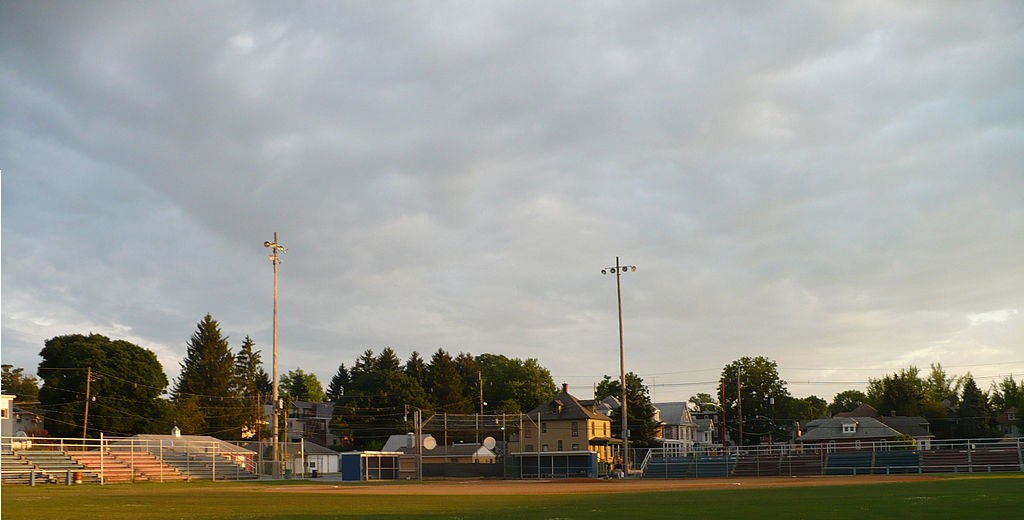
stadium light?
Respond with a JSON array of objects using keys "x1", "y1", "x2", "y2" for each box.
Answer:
[
  {"x1": 265, "y1": 232, "x2": 287, "y2": 477},
  {"x1": 601, "y1": 256, "x2": 636, "y2": 476}
]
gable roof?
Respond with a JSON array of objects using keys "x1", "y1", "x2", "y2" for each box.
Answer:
[
  {"x1": 800, "y1": 417, "x2": 900, "y2": 442},
  {"x1": 525, "y1": 384, "x2": 611, "y2": 422},
  {"x1": 878, "y1": 416, "x2": 933, "y2": 438},
  {"x1": 653, "y1": 402, "x2": 694, "y2": 426}
]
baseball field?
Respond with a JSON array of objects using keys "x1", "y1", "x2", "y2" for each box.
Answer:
[{"x1": 3, "y1": 474, "x2": 1021, "y2": 519}]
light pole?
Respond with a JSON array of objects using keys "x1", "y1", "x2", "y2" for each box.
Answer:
[
  {"x1": 264, "y1": 232, "x2": 287, "y2": 477},
  {"x1": 601, "y1": 256, "x2": 636, "y2": 475}
]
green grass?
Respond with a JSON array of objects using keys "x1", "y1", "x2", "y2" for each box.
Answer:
[{"x1": 3, "y1": 475, "x2": 1022, "y2": 519}]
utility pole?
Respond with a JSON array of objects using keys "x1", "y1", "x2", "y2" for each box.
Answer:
[
  {"x1": 82, "y1": 367, "x2": 92, "y2": 438},
  {"x1": 720, "y1": 379, "x2": 727, "y2": 447},
  {"x1": 264, "y1": 233, "x2": 287, "y2": 477},
  {"x1": 737, "y1": 368, "x2": 743, "y2": 449},
  {"x1": 601, "y1": 257, "x2": 636, "y2": 475}
]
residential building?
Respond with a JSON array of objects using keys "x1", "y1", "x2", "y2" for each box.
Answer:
[
  {"x1": 653, "y1": 402, "x2": 696, "y2": 455},
  {"x1": 995, "y1": 407, "x2": 1021, "y2": 437},
  {"x1": 509, "y1": 383, "x2": 617, "y2": 465}
]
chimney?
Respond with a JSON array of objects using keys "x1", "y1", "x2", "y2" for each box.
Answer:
[{"x1": 562, "y1": 382, "x2": 569, "y2": 394}]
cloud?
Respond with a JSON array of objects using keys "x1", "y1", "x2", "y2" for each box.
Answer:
[{"x1": 3, "y1": 1, "x2": 1023, "y2": 402}]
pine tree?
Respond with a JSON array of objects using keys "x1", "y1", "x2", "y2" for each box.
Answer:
[
  {"x1": 234, "y1": 336, "x2": 267, "y2": 439},
  {"x1": 173, "y1": 314, "x2": 242, "y2": 439},
  {"x1": 326, "y1": 364, "x2": 349, "y2": 402},
  {"x1": 957, "y1": 375, "x2": 990, "y2": 439}
]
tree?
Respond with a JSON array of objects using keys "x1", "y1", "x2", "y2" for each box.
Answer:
[
  {"x1": 476, "y1": 353, "x2": 556, "y2": 414},
  {"x1": 595, "y1": 375, "x2": 621, "y2": 402},
  {"x1": 326, "y1": 364, "x2": 350, "y2": 402},
  {"x1": 404, "y1": 351, "x2": 427, "y2": 386},
  {"x1": 828, "y1": 390, "x2": 868, "y2": 417},
  {"x1": 173, "y1": 314, "x2": 243, "y2": 439},
  {"x1": 454, "y1": 352, "x2": 482, "y2": 411},
  {"x1": 718, "y1": 356, "x2": 790, "y2": 446},
  {"x1": 600, "y1": 372, "x2": 659, "y2": 448},
  {"x1": 872, "y1": 368, "x2": 926, "y2": 417},
  {"x1": 688, "y1": 393, "x2": 717, "y2": 411},
  {"x1": 957, "y1": 375, "x2": 990, "y2": 438},
  {"x1": 426, "y1": 349, "x2": 467, "y2": 412},
  {"x1": 38, "y1": 334, "x2": 168, "y2": 437},
  {"x1": 233, "y1": 336, "x2": 269, "y2": 438},
  {"x1": 1, "y1": 365, "x2": 39, "y2": 401},
  {"x1": 281, "y1": 368, "x2": 325, "y2": 402},
  {"x1": 336, "y1": 349, "x2": 430, "y2": 450}
]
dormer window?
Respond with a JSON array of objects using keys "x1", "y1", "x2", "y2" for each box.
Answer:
[{"x1": 842, "y1": 422, "x2": 857, "y2": 434}]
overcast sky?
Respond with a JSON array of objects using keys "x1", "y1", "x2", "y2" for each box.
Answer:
[{"x1": 3, "y1": 1, "x2": 1022, "y2": 405}]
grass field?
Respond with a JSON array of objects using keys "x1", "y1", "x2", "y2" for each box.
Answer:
[{"x1": 3, "y1": 475, "x2": 1022, "y2": 519}]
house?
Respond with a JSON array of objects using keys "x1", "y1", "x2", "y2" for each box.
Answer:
[
  {"x1": 263, "y1": 399, "x2": 340, "y2": 448},
  {"x1": 509, "y1": 383, "x2": 617, "y2": 465},
  {"x1": 995, "y1": 407, "x2": 1020, "y2": 437},
  {"x1": 652, "y1": 402, "x2": 696, "y2": 455},
  {"x1": 287, "y1": 439, "x2": 339, "y2": 475},
  {"x1": 1, "y1": 394, "x2": 12, "y2": 438},
  {"x1": 833, "y1": 403, "x2": 934, "y2": 449},
  {"x1": 799, "y1": 416, "x2": 904, "y2": 449}
]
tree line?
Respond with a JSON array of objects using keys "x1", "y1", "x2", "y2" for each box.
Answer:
[
  {"x1": 12, "y1": 313, "x2": 560, "y2": 449},
  {"x1": 687, "y1": 356, "x2": 1023, "y2": 445},
  {"x1": 5, "y1": 319, "x2": 1021, "y2": 447}
]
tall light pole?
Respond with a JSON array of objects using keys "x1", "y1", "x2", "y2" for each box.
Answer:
[
  {"x1": 264, "y1": 232, "x2": 287, "y2": 477},
  {"x1": 601, "y1": 256, "x2": 636, "y2": 475}
]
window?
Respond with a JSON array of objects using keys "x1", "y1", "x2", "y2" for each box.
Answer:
[
  {"x1": 557, "y1": 440, "x2": 563, "y2": 451},
  {"x1": 590, "y1": 422, "x2": 595, "y2": 436},
  {"x1": 571, "y1": 421, "x2": 579, "y2": 437},
  {"x1": 525, "y1": 428, "x2": 532, "y2": 438},
  {"x1": 1009, "y1": 411, "x2": 1017, "y2": 421},
  {"x1": 542, "y1": 444, "x2": 549, "y2": 452},
  {"x1": 572, "y1": 443, "x2": 579, "y2": 451},
  {"x1": 542, "y1": 422, "x2": 547, "y2": 433},
  {"x1": 842, "y1": 423, "x2": 857, "y2": 434},
  {"x1": 0, "y1": 408, "x2": 8, "y2": 419},
  {"x1": 526, "y1": 444, "x2": 534, "y2": 452}
]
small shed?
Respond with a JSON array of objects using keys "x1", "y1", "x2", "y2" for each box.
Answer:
[
  {"x1": 289, "y1": 439, "x2": 339, "y2": 475},
  {"x1": 340, "y1": 451, "x2": 401, "y2": 481}
]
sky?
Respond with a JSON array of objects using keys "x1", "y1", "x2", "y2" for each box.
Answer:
[{"x1": 2, "y1": 1, "x2": 1023, "y2": 406}]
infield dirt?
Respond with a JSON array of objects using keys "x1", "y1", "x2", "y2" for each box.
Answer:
[{"x1": 251, "y1": 474, "x2": 941, "y2": 496}]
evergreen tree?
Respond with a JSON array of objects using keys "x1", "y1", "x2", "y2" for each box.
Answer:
[
  {"x1": 427, "y1": 349, "x2": 466, "y2": 412},
  {"x1": 173, "y1": 314, "x2": 243, "y2": 439},
  {"x1": 957, "y1": 375, "x2": 990, "y2": 438},
  {"x1": 326, "y1": 364, "x2": 349, "y2": 402},
  {"x1": 604, "y1": 372, "x2": 659, "y2": 448},
  {"x1": 404, "y1": 352, "x2": 426, "y2": 386},
  {"x1": 234, "y1": 336, "x2": 267, "y2": 439}
]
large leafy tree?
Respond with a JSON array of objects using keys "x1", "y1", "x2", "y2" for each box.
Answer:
[
  {"x1": 281, "y1": 368, "x2": 325, "y2": 402},
  {"x1": 956, "y1": 375, "x2": 990, "y2": 438},
  {"x1": 595, "y1": 372, "x2": 659, "y2": 448},
  {"x1": 38, "y1": 334, "x2": 168, "y2": 437},
  {"x1": 828, "y1": 390, "x2": 868, "y2": 416},
  {"x1": 718, "y1": 356, "x2": 790, "y2": 446},
  {"x1": 1, "y1": 365, "x2": 39, "y2": 401},
  {"x1": 173, "y1": 314, "x2": 243, "y2": 439},
  {"x1": 476, "y1": 353, "x2": 556, "y2": 414}
]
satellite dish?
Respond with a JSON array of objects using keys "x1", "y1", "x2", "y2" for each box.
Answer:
[
  {"x1": 422, "y1": 436, "x2": 437, "y2": 450},
  {"x1": 482, "y1": 436, "x2": 496, "y2": 450}
]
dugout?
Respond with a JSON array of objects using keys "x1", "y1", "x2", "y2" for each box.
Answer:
[
  {"x1": 508, "y1": 451, "x2": 598, "y2": 479},
  {"x1": 340, "y1": 451, "x2": 401, "y2": 481}
]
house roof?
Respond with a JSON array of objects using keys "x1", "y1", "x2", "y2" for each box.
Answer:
[
  {"x1": 297, "y1": 439, "x2": 338, "y2": 456},
  {"x1": 800, "y1": 417, "x2": 901, "y2": 442},
  {"x1": 525, "y1": 384, "x2": 611, "y2": 423},
  {"x1": 878, "y1": 416, "x2": 933, "y2": 438},
  {"x1": 653, "y1": 402, "x2": 694, "y2": 426}
]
